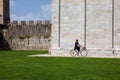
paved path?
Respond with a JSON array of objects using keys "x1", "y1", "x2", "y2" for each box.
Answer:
[{"x1": 29, "y1": 53, "x2": 120, "y2": 58}]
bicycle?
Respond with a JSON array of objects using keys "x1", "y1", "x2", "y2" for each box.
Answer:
[{"x1": 70, "y1": 46, "x2": 88, "y2": 57}]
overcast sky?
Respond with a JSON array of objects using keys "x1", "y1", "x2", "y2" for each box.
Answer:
[{"x1": 10, "y1": 0, "x2": 51, "y2": 22}]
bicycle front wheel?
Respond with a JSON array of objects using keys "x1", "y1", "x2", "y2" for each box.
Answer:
[
  {"x1": 70, "y1": 49, "x2": 77, "y2": 57},
  {"x1": 80, "y1": 50, "x2": 88, "y2": 57}
]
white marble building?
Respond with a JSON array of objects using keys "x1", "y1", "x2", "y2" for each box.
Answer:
[{"x1": 50, "y1": 0, "x2": 120, "y2": 55}]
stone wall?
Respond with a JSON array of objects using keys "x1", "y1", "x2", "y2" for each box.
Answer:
[
  {"x1": 2, "y1": 20, "x2": 51, "y2": 50},
  {"x1": 115, "y1": 0, "x2": 120, "y2": 48},
  {"x1": 51, "y1": 0, "x2": 120, "y2": 55},
  {"x1": 86, "y1": 0, "x2": 112, "y2": 48}
]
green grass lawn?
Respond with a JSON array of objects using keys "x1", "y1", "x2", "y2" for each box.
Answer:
[{"x1": 0, "y1": 50, "x2": 120, "y2": 80}]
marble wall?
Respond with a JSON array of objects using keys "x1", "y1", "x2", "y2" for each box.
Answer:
[{"x1": 51, "y1": 0, "x2": 120, "y2": 54}]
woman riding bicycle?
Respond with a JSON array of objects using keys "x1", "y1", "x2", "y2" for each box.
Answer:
[{"x1": 74, "y1": 39, "x2": 81, "y2": 55}]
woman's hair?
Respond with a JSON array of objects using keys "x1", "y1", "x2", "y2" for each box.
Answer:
[{"x1": 76, "y1": 39, "x2": 78, "y2": 42}]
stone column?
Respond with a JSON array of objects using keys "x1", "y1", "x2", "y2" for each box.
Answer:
[{"x1": 50, "y1": 0, "x2": 61, "y2": 54}]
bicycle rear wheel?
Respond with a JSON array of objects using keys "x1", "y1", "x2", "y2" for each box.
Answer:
[
  {"x1": 70, "y1": 49, "x2": 77, "y2": 57},
  {"x1": 80, "y1": 50, "x2": 88, "y2": 57}
]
